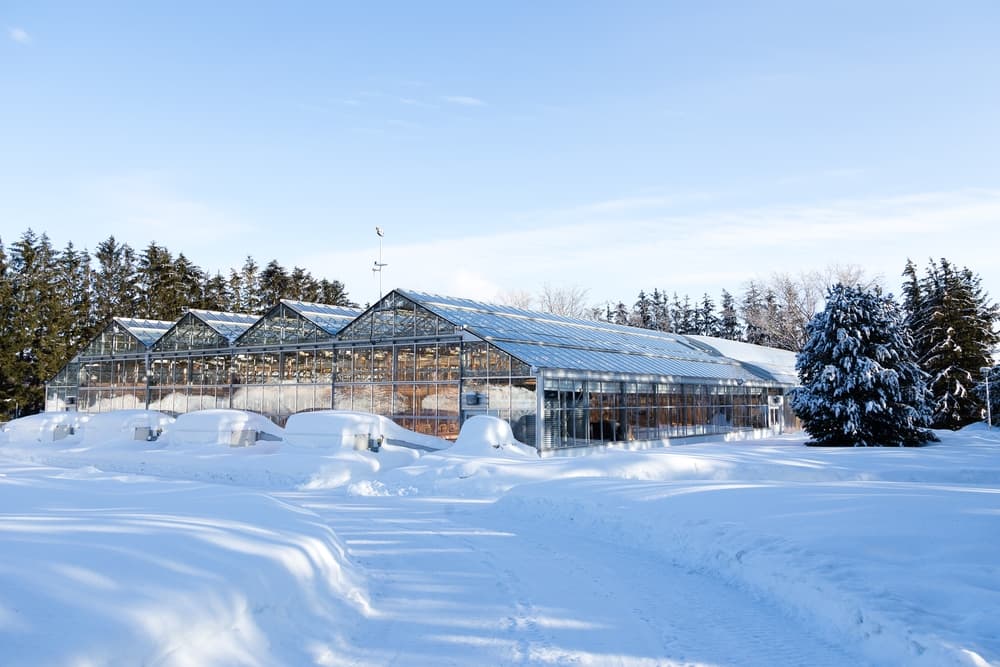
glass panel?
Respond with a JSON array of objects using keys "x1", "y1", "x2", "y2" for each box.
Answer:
[
  {"x1": 339, "y1": 310, "x2": 376, "y2": 341},
  {"x1": 415, "y1": 345, "x2": 437, "y2": 381},
  {"x1": 316, "y1": 350, "x2": 334, "y2": 381},
  {"x1": 438, "y1": 343, "x2": 460, "y2": 381},
  {"x1": 333, "y1": 385, "x2": 352, "y2": 411},
  {"x1": 335, "y1": 349, "x2": 353, "y2": 382},
  {"x1": 393, "y1": 384, "x2": 414, "y2": 417},
  {"x1": 414, "y1": 384, "x2": 437, "y2": 417},
  {"x1": 395, "y1": 344, "x2": 415, "y2": 382},
  {"x1": 510, "y1": 356, "x2": 531, "y2": 377},
  {"x1": 414, "y1": 305, "x2": 439, "y2": 336},
  {"x1": 338, "y1": 293, "x2": 457, "y2": 340},
  {"x1": 463, "y1": 341, "x2": 488, "y2": 377},
  {"x1": 372, "y1": 346, "x2": 392, "y2": 382},
  {"x1": 352, "y1": 348, "x2": 372, "y2": 382},
  {"x1": 487, "y1": 347, "x2": 511, "y2": 377},
  {"x1": 239, "y1": 303, "x2": 331, "y2": 346},
  {"x1": 438, "y1": 384, "x2": 460, "y2": 419}
]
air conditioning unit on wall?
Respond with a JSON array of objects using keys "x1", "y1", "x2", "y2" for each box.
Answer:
[{"x1": 768, "y1": 395, "x2": 784, "y2": 407}]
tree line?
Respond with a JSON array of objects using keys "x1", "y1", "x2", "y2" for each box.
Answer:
[
  {"x1": 0, "y1": 229, "x2": 356, "y2": 419},
  {"x1": 596, "y1": 265, "x2": 879, "y2": 351}
]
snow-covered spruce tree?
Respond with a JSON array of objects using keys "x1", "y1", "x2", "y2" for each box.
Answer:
[
  {"x1": 791, "y1": 283, "x2": 935, "y2": 446},
  {"x1": 905, "y1": 258, "x2": 1000, "y2": 429}
]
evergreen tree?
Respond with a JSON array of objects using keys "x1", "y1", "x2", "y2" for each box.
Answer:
[
  {"x1": 173, "y1": 253, "x2": 205, "y2": 312},
  {"x1": 236, "y1": 256, "x2": 262, "y2": 313},
  {"x1": 671, "y1": 293, "x2": 696, "y2": 334},
  {"x1": 651, "y1": 288, "x2": 671, "y2": 332},
  {"x1": 93, "y1": 236, "x2": 138, "y2": 322},
  {"x1": 900, "y1": 258, "x2": 921, "y2": 326},
  {"x1": 8, "y1": 230, "x2": 64, "y2": 415},
  {"x1": 55, "y1": 242, "x2": 96, "y2": 356},
  {"x1": 136, "y1": 242, "x2": 180, "y2": 320},
  {"x1": 201, "y1": 271, "x2": 231, "y2": 311},
  {"x1": 719, "y1": 289, "x2": 742, "y2": 341},
  {"x1": 634, "y1": 290, "x2": 653, "y2": 329},
  {"x1": 612, "y1": 301, "x2": 630, "y2": 325},
  {"x1": 906, "y1": 259, "x2": 999, "y2": 429},
  {"x1": 695, "y1": 293, "x2": 719, "y2": 336},
  {"x1": 791, "y1": 283, "x2": 935, "y2": 446},
  {"x1": 741, "y1": 281, "x2": 767, "y2": 345},
  {"x1": 259, "y1": 259, "x2": 290, "y2": 309},
  {"x1": 289, "y1": 266, "x2": 319, "y2": 301}
]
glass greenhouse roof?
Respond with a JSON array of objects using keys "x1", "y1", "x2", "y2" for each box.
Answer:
[
  {"x1": 399, "y1": 290, "x2": 787, "y2": 384},
  {"x1": 112, "y1": 318, "x2": 174, "y2": 348},
  {"x1": 282, "y1": 300, "x2": 362, "y2": 335},
  {"x1": 186, "y1": 309, "x2": 260, "y2": 343}
]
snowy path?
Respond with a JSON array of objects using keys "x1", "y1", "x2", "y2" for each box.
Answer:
[{"x1": 291, "y1": 493, "x2": 868, "y2": 667}]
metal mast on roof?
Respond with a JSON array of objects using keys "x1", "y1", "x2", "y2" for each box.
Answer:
[{"x1": 373, "y1": 226, "x2": 388, "y2": 299}]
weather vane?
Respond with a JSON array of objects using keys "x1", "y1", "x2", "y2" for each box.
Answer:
[{"x1": 373, "y1": 226, "x2": 388, "y2": 299}]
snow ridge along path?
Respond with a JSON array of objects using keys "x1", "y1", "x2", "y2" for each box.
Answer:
[{"x1": 290, "y1": 493, "x2": 868, "y2": 667}]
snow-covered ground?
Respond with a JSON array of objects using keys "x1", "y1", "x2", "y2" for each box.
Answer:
[{"x1": 1, "y1": 410, "x2": 998, "y2": 666}]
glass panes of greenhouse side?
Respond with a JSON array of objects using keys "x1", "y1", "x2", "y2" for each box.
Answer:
[
  {"x1": 333, "y1": 342, "x2": 464, "y2": 439},
  {"x1": 542, "y1": 379, "x2": 781, "y2": 449},
  {"x1": 460, "y1": 341, "x2": 536, "y2": 445}
]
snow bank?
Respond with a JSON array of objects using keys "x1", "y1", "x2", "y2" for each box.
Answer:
[
  {"x1": 165, "y1": 409, "x2": 284, "y2": 447},
  {"x1": 79, "y1": 409, "x2": 175, "y2": 446},
  {"x1": 284, "y1": 410, "x2": 448, "y2": 451},
  {"x1": 0, "y1": 411, "x2": 90, "y2": 445},
  {"x1": 450, "y1": 415, "x2": 535, "y2": 457},
  {"x1": 0, "y1": 463, "x2": 369, "y2": 666}
]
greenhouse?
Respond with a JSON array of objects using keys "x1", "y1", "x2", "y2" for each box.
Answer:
[{"x1": 46, "y1": 290, "x2": 799, "y2": 452}]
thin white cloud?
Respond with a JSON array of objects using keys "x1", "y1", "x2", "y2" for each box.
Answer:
[
  {"x1": 400, "y1": 97, "x2": 438, "y2": 110},
  {"x1": 443, "y1": 95, "x2": 486, "y2": 107},
  {"x1": 297, "y1": 189, "x2": 1000, "y2": 307},
  {"x1": 8, "y1": 27, "x2": 31, "y2": 44}
]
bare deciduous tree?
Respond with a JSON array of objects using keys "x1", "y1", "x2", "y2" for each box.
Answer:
[
  {"x1": 743, "y1": 265, "x2": 881, "y2": 351},
  {"x1": 537, "y1": 283, "x2": 592, "y2": 319},
  {"x1": 496, "y1": 289, "x2": 534, "y2": 310}
]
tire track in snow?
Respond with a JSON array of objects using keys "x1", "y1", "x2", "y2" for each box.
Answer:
[{"x1": 302, "y1": 495, "x2": 871, "y2": 666}]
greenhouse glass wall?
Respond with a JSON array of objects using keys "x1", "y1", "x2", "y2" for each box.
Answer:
[{"x1": 47, "y1": 291, "x2": 800, "y2": 452}]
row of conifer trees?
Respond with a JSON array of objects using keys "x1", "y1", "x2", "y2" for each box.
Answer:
[{"x1": 0, "y1": 230, "x2": 356, "y2": 418}]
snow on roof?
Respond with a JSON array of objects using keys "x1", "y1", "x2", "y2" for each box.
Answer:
[{"x1": 686, "y1": 335, "x2": 800, "y2": 386}]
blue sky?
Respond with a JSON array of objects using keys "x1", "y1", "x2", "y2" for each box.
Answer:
[{"x1": 3, "y1": 1, "x2": 999, "y2": 308}]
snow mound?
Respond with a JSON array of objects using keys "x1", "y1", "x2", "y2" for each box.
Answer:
[
  {"x1": 450, "y1": 415, "x2": 535, "y2": 457},
  {"x1": 79, "y1": 410, "x2": 175, "y2": 446},
  {"x1": 0, "y1": 412, "x2": 91, "y2": 445},
  {"x1": 284, "y1": 410, "x2": 448, "y2": 451},
  {"x1": 165, "y1": 409, "x2": 284, "y2": 447},
  {"x1": 0, "y1": 466, "x2": 369, "y2": 665}
]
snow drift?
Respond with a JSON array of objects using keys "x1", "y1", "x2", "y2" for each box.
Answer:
[
  {"x1": 283, "y1": 410, "x2": 448, "y2": 451},
  {"x1": 79, "y1": 409, "x2": 176, "y2": 446},
  {"x1": 165, "y1": 409, "x2": 284, "y2": 447}
]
